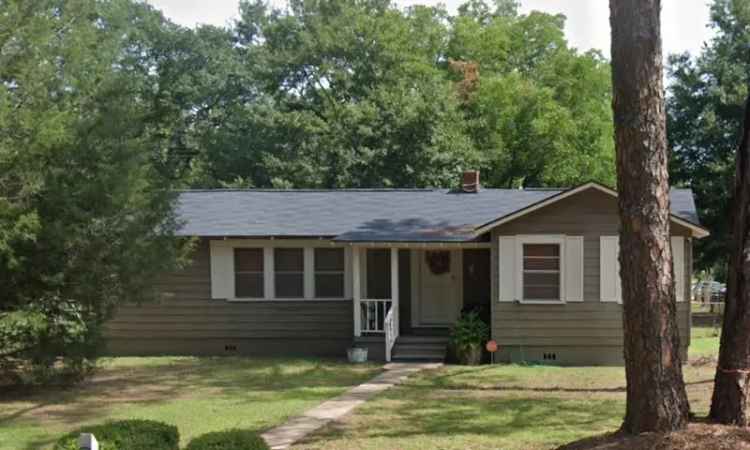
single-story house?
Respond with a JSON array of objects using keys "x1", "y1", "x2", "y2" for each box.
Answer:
[{"x1": 106, "y1": 172, "x2": 709, "y2": 365}]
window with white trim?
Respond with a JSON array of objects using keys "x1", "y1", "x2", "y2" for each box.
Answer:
[
  {"x1": 234, "y1": 248, "x2": 264, "y2": 298},
  {"x1": 275, "y1": 248, "x2": 304, "y2": 298},
  {"x1": 314, "y1": 248, "x2": 345, "y2": 298},
  {"x1": 522, "y1": 243, "x2": 562, "y2": 301}
]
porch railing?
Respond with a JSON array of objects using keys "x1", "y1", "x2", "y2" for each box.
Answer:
[
  {"x1": 360, "y1": 299, "x2": 392, "y2": 333},
  {"x1": 384, "y1": 307, "x2": 398, "y2": 362}
]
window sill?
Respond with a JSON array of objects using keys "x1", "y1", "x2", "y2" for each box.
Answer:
[
  {"x1": 224, "y1": 297, "x2": 351, "y2": 303},
  {"x1": 516, "y1": 299, "x2": 566, "y2": 305}
]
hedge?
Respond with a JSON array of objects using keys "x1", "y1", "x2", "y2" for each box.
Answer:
[
  {"x1": 53, "y1": 419, "x2": 179, "y2": 450},
  {"x1": 185, "y1": 429, "x2": 270, "y2": 450}
]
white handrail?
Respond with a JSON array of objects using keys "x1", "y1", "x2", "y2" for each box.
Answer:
[
  {"x1": 360, "y1": 299, "x2": 391, "y2": 333},
  {"x1": 384, "y1": 307, "x2": 397, "y2": 362}
]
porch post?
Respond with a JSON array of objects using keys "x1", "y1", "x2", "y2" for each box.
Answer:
[
  {"x1": 390, "y1": 247, "x2": 399, "y2": 332},
  {"x1": 352, "y1": 246, "x2": 361, "y2": 337}
]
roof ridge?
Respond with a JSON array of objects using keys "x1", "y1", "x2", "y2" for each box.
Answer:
[{"x1": 176, "y1": 188, "x2": 441, "y2": 193}]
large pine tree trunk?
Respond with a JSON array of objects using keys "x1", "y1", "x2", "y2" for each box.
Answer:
[
  {"x1": 709, "y1": 94, "x2": 750, "y2": 425},
  {"x1": 609, "y1": 0, "x2": 690, "y2": 433}
]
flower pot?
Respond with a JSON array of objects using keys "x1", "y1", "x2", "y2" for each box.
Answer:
[
  {"x1": 457, "y1": 343, "x2": 483, "y2": 365},
  {"x1": 347, "y1": 347, "x2": 368, "y2": 363}
]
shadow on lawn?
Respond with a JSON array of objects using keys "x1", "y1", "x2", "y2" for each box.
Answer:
[
  {"x1": 300, "y1": 390, "x2": 623, "y2": 447},
  {"x1": 1, "y1": 357, "x2": 377, "y2": 432},
  {"x1": 404, "y1": 366, "x2": 625, "y2": 394}
]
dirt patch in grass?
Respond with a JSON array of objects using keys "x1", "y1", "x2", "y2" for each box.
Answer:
[{"x1": 557, "y1": 423, "x2": 750, "y2": 450}]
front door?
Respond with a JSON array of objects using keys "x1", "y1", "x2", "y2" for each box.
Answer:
[{"x1": 418, "y1": 250, "x2": 459, "y2": 325}]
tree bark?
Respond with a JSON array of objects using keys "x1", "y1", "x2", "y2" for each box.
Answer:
[
  {"x1": 610, "y1": 0, "x2": 690, "y2": 433},
  {"x1": 709, "y1": 94, "x2": 750, "y2": 425}
]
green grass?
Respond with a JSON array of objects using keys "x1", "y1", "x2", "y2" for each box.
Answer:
[
  {"x1": 296, "y1": 326, "x2": 721, "y2": 450},
  {"x1": 0, "y1": 357, "x2": 380, "y2": 450},
  {"x1": 690, "y1": 324, "x2": 722, "y2": 358},
  {"x1": 0, "y1": 327, "x2": 723, "y2": 450}
]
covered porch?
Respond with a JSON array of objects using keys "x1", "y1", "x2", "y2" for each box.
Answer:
[{"x1": 350, "y1": 243, "x2": 491, "y2": 361}]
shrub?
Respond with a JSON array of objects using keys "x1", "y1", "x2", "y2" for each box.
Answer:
[
  {"x1": 53, "y1": 419, "x2": 179, "y2": 450},
  {"x1": 185, "y1": 429, "x2": 270, "y2": 450},
  {"x1": 449, "y1": 311, "x2": 490, "y2": 365},
  {"x1": 449, "y1": 311, "x2": 489, "y2": 349}
]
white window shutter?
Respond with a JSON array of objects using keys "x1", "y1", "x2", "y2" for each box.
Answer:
[
  {"x1": 600, "y1": 236, "x2": 621, "y2": 303},
  {"x1": 499, "y1": 236, "x2": 516, "y2": 301},
  {"x1": 671, "y1": 236, "x2": 686, "y2": 302},
  {"x1": 565, "y1": 236, "x2": 584, "y2": 302},
  {"x1": 209, "y1": 240, "x2": 234, "y2": 299}
]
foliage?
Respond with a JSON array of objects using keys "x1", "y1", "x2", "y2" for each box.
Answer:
[
  {"x1": 1, "y1": 357, "x2": 381, "y2": 449},
  {"x1": 185, "y1": 429, "x2": 270, "y2": 450},
  {"x1": 449, "y1": 5, "x2": 615, "y2": 188},
  {"x1": 0, "y1": 0, "x2": 617, "y2": 380},
  {"x1": 290, "y1": 329, "x2": 719, "y2": 449},
  {"x1": 180, "y1": 0, "x2": 615, "y2": 189},
  {"x1": 449, "y1": 311, "x2": 489, "y2": 349},
  {"x1": 667, "y1": 0, "x2": 750, "y2": 278},
  {"x1": 53, "y1": 419, "x2": 179, "y2": 450},
  {"x1": 0, "y1": 0, "x2": 191, "y2": 380}
]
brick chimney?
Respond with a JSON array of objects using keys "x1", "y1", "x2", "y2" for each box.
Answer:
[{"x1": 462, "y1": 170, "x2": 480, "y2": 193}]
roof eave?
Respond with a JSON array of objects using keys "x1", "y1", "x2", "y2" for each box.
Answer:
[{"x1": 473, "y1": 181, "x2": 710, "y2": 239}]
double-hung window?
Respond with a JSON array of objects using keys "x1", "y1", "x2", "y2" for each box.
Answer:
[
  {"x1": 234, "y1": 248, "x2": 264, "y2": 298},
  {"x1": 275, "y1": 248, "x2": 304, "y2": 298},
  {"x1": 314, "y1": 248, "x2": 345, "y2": 298},
  {"x1": 522, "y1": 243, "x2": 561, "y2": 302}
]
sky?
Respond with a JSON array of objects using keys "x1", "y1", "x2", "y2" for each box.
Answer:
[{"x1": 146, "y1": 0, "x2": 716, "y2": 59}]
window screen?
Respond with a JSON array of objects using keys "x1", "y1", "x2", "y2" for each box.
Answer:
[
  {"x1": 275, "y1": 248, "x2": 304, "y2": 298},
  {"x1": 234, "y1": 248, "x2": 264, "y2": 298},
  {"x1": 522, "y1": 244, "x2": 561, "y2": 301},
  {"x1": 315, "y1": 248, "x2": 345, "y2": 298}
]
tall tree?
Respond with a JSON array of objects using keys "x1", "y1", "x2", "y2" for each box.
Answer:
[
  {"x1": 709, "y1": 94, "x2": 750, "y2": 425},
  {"x1": 0, "y1": 0, "x2": 189, "y2": 376},
  {"x1": 187, "y1": 0, "x2": 616, "y2": 190},
  {"x1": 610, "y1": 0, "x2": 690, "y2": 433},
  {"x1": 447, "y1": 3, "x2": 615, "y2": 188},
  {"x1": 667, "y1": 0, "x2": 750, "y2": 279}
]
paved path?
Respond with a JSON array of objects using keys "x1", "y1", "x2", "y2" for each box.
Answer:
[{"x1": 261, "y1": 362, "x2": 442, "y2": 449}]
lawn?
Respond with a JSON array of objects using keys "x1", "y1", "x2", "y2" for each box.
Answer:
[
  {"x1": 0, "y1": 357, "x2": 380, "y2": 450},
  {"x1": 295, "y1": 326, "x2": 721, "y2": 450}
]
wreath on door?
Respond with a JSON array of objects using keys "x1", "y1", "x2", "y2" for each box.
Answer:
[{"x1": 425, "y1": 251, "x2": 451, "y2": 275}]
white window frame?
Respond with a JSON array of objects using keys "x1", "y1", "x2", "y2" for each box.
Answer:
[
  {"x1": 515, "y1": 235, "x2": 566, "y2": 304},
  {"x1": 313, "y1": 247, "x2": 347, "y2": 299},
  {"x1": 211, "y1": 239, "x2": 351, "y2": 302}
]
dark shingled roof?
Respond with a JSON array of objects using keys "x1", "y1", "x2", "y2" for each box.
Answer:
[{"x1": 174, "y1": 185, "x2": 703, "y2": 242}]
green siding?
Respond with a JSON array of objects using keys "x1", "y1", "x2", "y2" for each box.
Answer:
[
  {"x1": 105, "y1": 239, "x2": 353, "y2": 357},
  {"x1": 490, "y1": 188, "x2": 693, "y2": 366}
]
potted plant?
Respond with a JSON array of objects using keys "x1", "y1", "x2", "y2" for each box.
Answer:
[
  {"x1": 347, "y1": 344, "x2": 368, "y2": 363},
  {"x1": 449, "y1": 311, "x2": 489, "y2": 365}
]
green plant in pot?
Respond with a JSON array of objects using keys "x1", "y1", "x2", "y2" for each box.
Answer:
[{"x1": 450, "y1": 311, "x2": 489, "y2": 365}]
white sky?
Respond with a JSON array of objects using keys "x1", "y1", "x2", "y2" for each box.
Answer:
[{"x1": 147, "y1": 0, "x2": 716, "y2": 59}]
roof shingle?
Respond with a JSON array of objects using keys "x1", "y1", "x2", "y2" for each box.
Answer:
[{"x1": 174, "y1": 186, "x2": 703, "y2": 242}]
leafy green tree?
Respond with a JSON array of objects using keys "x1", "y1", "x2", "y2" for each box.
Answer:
[
  {"x1": 667, "y1": 0, "x2": 750, "y2": 277},
  {"x1": 208, "y1": 0, "x2": 479, "y2": 189},
  {"x1": 448, "y1": 4, "x2": 615, "y2": 188},
  {"x1": 0, "y1": 0, "x2": 190, "y2": 379},
  {"x1": 189, "y1": 0, "x2": 614, "y2": 190}
]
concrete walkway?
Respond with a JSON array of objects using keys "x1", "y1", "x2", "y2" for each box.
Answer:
[{"x1": 261, "y1": 362, "x2": 442, "y2": 449}]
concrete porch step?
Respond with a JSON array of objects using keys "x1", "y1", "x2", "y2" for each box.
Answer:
[
  {"x1": 391, "y1": 334, "x2": 449, "y2": 363},
  {"x1": 396, "y1": 335, "x2": 450, "y2": 344},
  {"x1": 394, "y1": 343, "x2": 446, "y2": 353}
]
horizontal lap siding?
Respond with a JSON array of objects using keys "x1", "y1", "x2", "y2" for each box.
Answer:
[
  {"x1": 490, "y1": 189, "x2": 692, "y2": 365},
  {"x1": 493, "y1": 303, "x2": 691, "y2": 345},
  {"x1": 105, "y1": 239, "x2": 353, "y2": 357}
]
